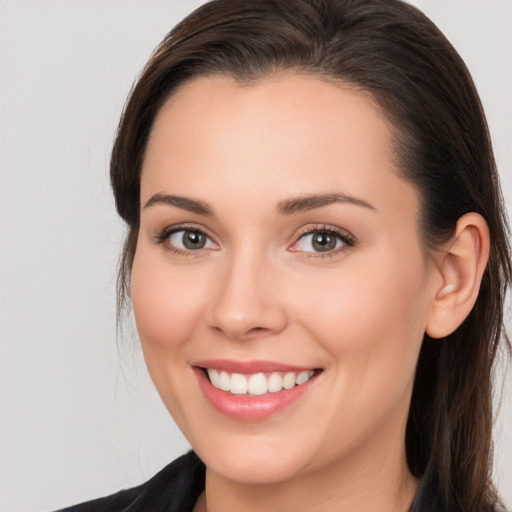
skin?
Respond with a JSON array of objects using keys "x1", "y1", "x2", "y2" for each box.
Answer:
[{"x1": 131, "y1": 74, "x2": 445, "y2": 512}]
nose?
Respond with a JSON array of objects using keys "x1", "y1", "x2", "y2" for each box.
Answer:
[{"x1": 206, "y1": 249, "x2": 288, "y2": 341}]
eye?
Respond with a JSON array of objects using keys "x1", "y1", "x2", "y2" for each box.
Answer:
[
  {"x1": 166, "y1": 228, "x2": 218, "y2": 252},
  {"x1": 290, "y1": 228, "x2": 354, "y2": 254}
]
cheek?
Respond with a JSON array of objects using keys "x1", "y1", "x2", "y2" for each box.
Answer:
[
  {"x1": 298, "y1": 249, "x2": 429, "y2": 386},
  {"x1": 129, "y1": 248, "x2": 211, "y2": 433},
  {"x1": 130, "y1": 249, "x2": 207, "y2": 353}
]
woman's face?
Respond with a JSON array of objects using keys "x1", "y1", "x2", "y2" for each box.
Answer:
[{"x1": 131, "y1": 74, "x2": 439, "y2": 484}]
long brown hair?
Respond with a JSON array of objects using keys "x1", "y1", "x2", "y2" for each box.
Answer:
[{"x1": 110, "y1": 1, "x2": 512, "y2": 510}]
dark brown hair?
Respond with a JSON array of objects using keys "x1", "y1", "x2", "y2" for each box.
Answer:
[{"x1": 110, "y1": 1, "x2": 512, "y2": 510}]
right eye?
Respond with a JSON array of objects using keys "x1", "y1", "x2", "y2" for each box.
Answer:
[{"x1": 167, "y1": 229, "x2": 218, "y2": 252}]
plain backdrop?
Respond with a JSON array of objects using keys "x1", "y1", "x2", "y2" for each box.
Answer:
[{"x1": 0, "y1": 1, "x2": 511, "y2": 511}]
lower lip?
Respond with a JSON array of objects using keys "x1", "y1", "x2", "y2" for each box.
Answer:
[{"x1": 194, "y1": 368, "x2": 317, "y2": 421}]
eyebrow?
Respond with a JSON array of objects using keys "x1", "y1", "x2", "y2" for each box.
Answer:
[
  {"x1": 143, "y1": 192, "x2": 213, "y2": 215},
  {"x1": 143, "y1": 191, "x2": 375, "y2": 216},
  {"x1": 277, "y1": 193, "x2": 376, "y2": 215}
]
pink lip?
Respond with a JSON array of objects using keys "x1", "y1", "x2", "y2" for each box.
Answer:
[
  {"x1": 192, "y1": 362, "x2": 320, "y2": 421},
  {"x1": 193, "y1": 359, "x2": 314, "y2": 374}
]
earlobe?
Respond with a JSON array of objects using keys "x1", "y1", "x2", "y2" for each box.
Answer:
[{"x1": 426, "y1": 213, "x2": 490, "y2": 339}]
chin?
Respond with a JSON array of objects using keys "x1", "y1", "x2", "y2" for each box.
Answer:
[
  {"x1": 202, "y1": 449, "x2": 308, "y2": 484},
  {"x1": 186, "y1": 428, "x2": 314, "y2": 485}
]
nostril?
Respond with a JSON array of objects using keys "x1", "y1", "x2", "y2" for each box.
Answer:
[{"x1": 246, "y1": 326, "x2": 271, "y2": 337}]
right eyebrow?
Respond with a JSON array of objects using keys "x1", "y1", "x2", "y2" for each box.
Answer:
[
  {"x1": 276, "y1": 192, "x2": 376, "y2": 215},
  {"x1": 143, "y1": 192, "x2": 214, "y2": 216}
]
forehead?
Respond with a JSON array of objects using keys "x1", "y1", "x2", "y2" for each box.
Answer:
[
  {"x1": 146, "y1": 73, "x2": 391, "y2": 165},
  {"x1": 141, "y1": 73, "x2": 418, "y2": 219}
]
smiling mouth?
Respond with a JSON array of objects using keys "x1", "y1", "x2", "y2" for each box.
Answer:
[{"x1": 204, "y1": 368, "x2": 317, "y2": 396}]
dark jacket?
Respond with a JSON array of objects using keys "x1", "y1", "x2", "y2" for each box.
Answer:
[{"x1": 56, "y1": 451, "x2": 205, "y2": 512}]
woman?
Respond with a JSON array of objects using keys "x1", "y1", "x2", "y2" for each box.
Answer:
[{"x1": 59, "y1": 0, "x2": 511, "y2": 510}]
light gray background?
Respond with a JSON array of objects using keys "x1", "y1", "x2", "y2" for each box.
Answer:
[{"x1": 1, "y1": 1, "x2": 510, "y2": 511}]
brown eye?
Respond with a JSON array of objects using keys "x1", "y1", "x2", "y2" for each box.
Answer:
[
  {"x1": 311, "y1": 232, "x2": 338, "y2": 252},
  {"x1": 290, "y1": 228, "x2": 353, "y2": 255},
  {"x1": 168, "y1": 229, "x2": 217, "y2": 251},
  {"x1": 183, "y1": 230, "x2": 206, "y2": 249}
]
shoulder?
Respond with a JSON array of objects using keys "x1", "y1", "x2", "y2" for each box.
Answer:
[{"x1": 54, "y1": 451, "x2": 205, "y2": 512}]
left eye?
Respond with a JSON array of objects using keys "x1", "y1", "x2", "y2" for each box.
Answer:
[
  {"x1": 168, "y1": 229, "x2": 217, "y2": 251},
  {"x1": 291, "y1": 230, "x2": 348, "y2": 253}
]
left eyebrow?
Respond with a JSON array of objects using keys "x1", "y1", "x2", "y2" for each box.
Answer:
[
  {"x1": 143, "y1": 192, "x2": 214, "y2": 215},
  {"x1": 276, "y1": 193, "x2": 376, "y2": 215}
]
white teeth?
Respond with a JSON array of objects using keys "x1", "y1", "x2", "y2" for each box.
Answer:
[
  {"x1": 207, "y1": 368, "x2": 220, "y2": 388},
  {"x1": 248, "y1": 373, "x2": 268, "y2": 395},
  {"x1": 206, "y1": 369, "x2": 315, "y2": 395},
  {"x1": 296, "y1": 370, "x2": 312, "y2": 385},
  {"x1": 268, "y1": 372, "x2": 283, "y2": 393},
  {"x1": 230, "y1": 373, "x2": 248, "y2": 394},
  {"x1": 218, "y1": 370, "x2": 230, "y2": 391},
  {"x1": 282, "y1": 372, "x2": 296, "y2": 389}
]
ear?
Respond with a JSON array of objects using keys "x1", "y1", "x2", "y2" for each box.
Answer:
[{"x1": 426, "y1": 212, "x2": 490, "y2": 339}]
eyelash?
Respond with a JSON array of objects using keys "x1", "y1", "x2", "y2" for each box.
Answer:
[
  {"x1": 290, "y1": 225, "x2": 356, "y2": 258},
  {"x1": 153, "y1": 225, "x2": 217, "y2": 256},
  {"x1": 153, "y1": 224, "x2": 356, "y2": 258}
]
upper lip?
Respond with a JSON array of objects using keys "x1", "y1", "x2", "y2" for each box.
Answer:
[{"x1": 192, "y1": 359, "x2": 317, "y2": 374}]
